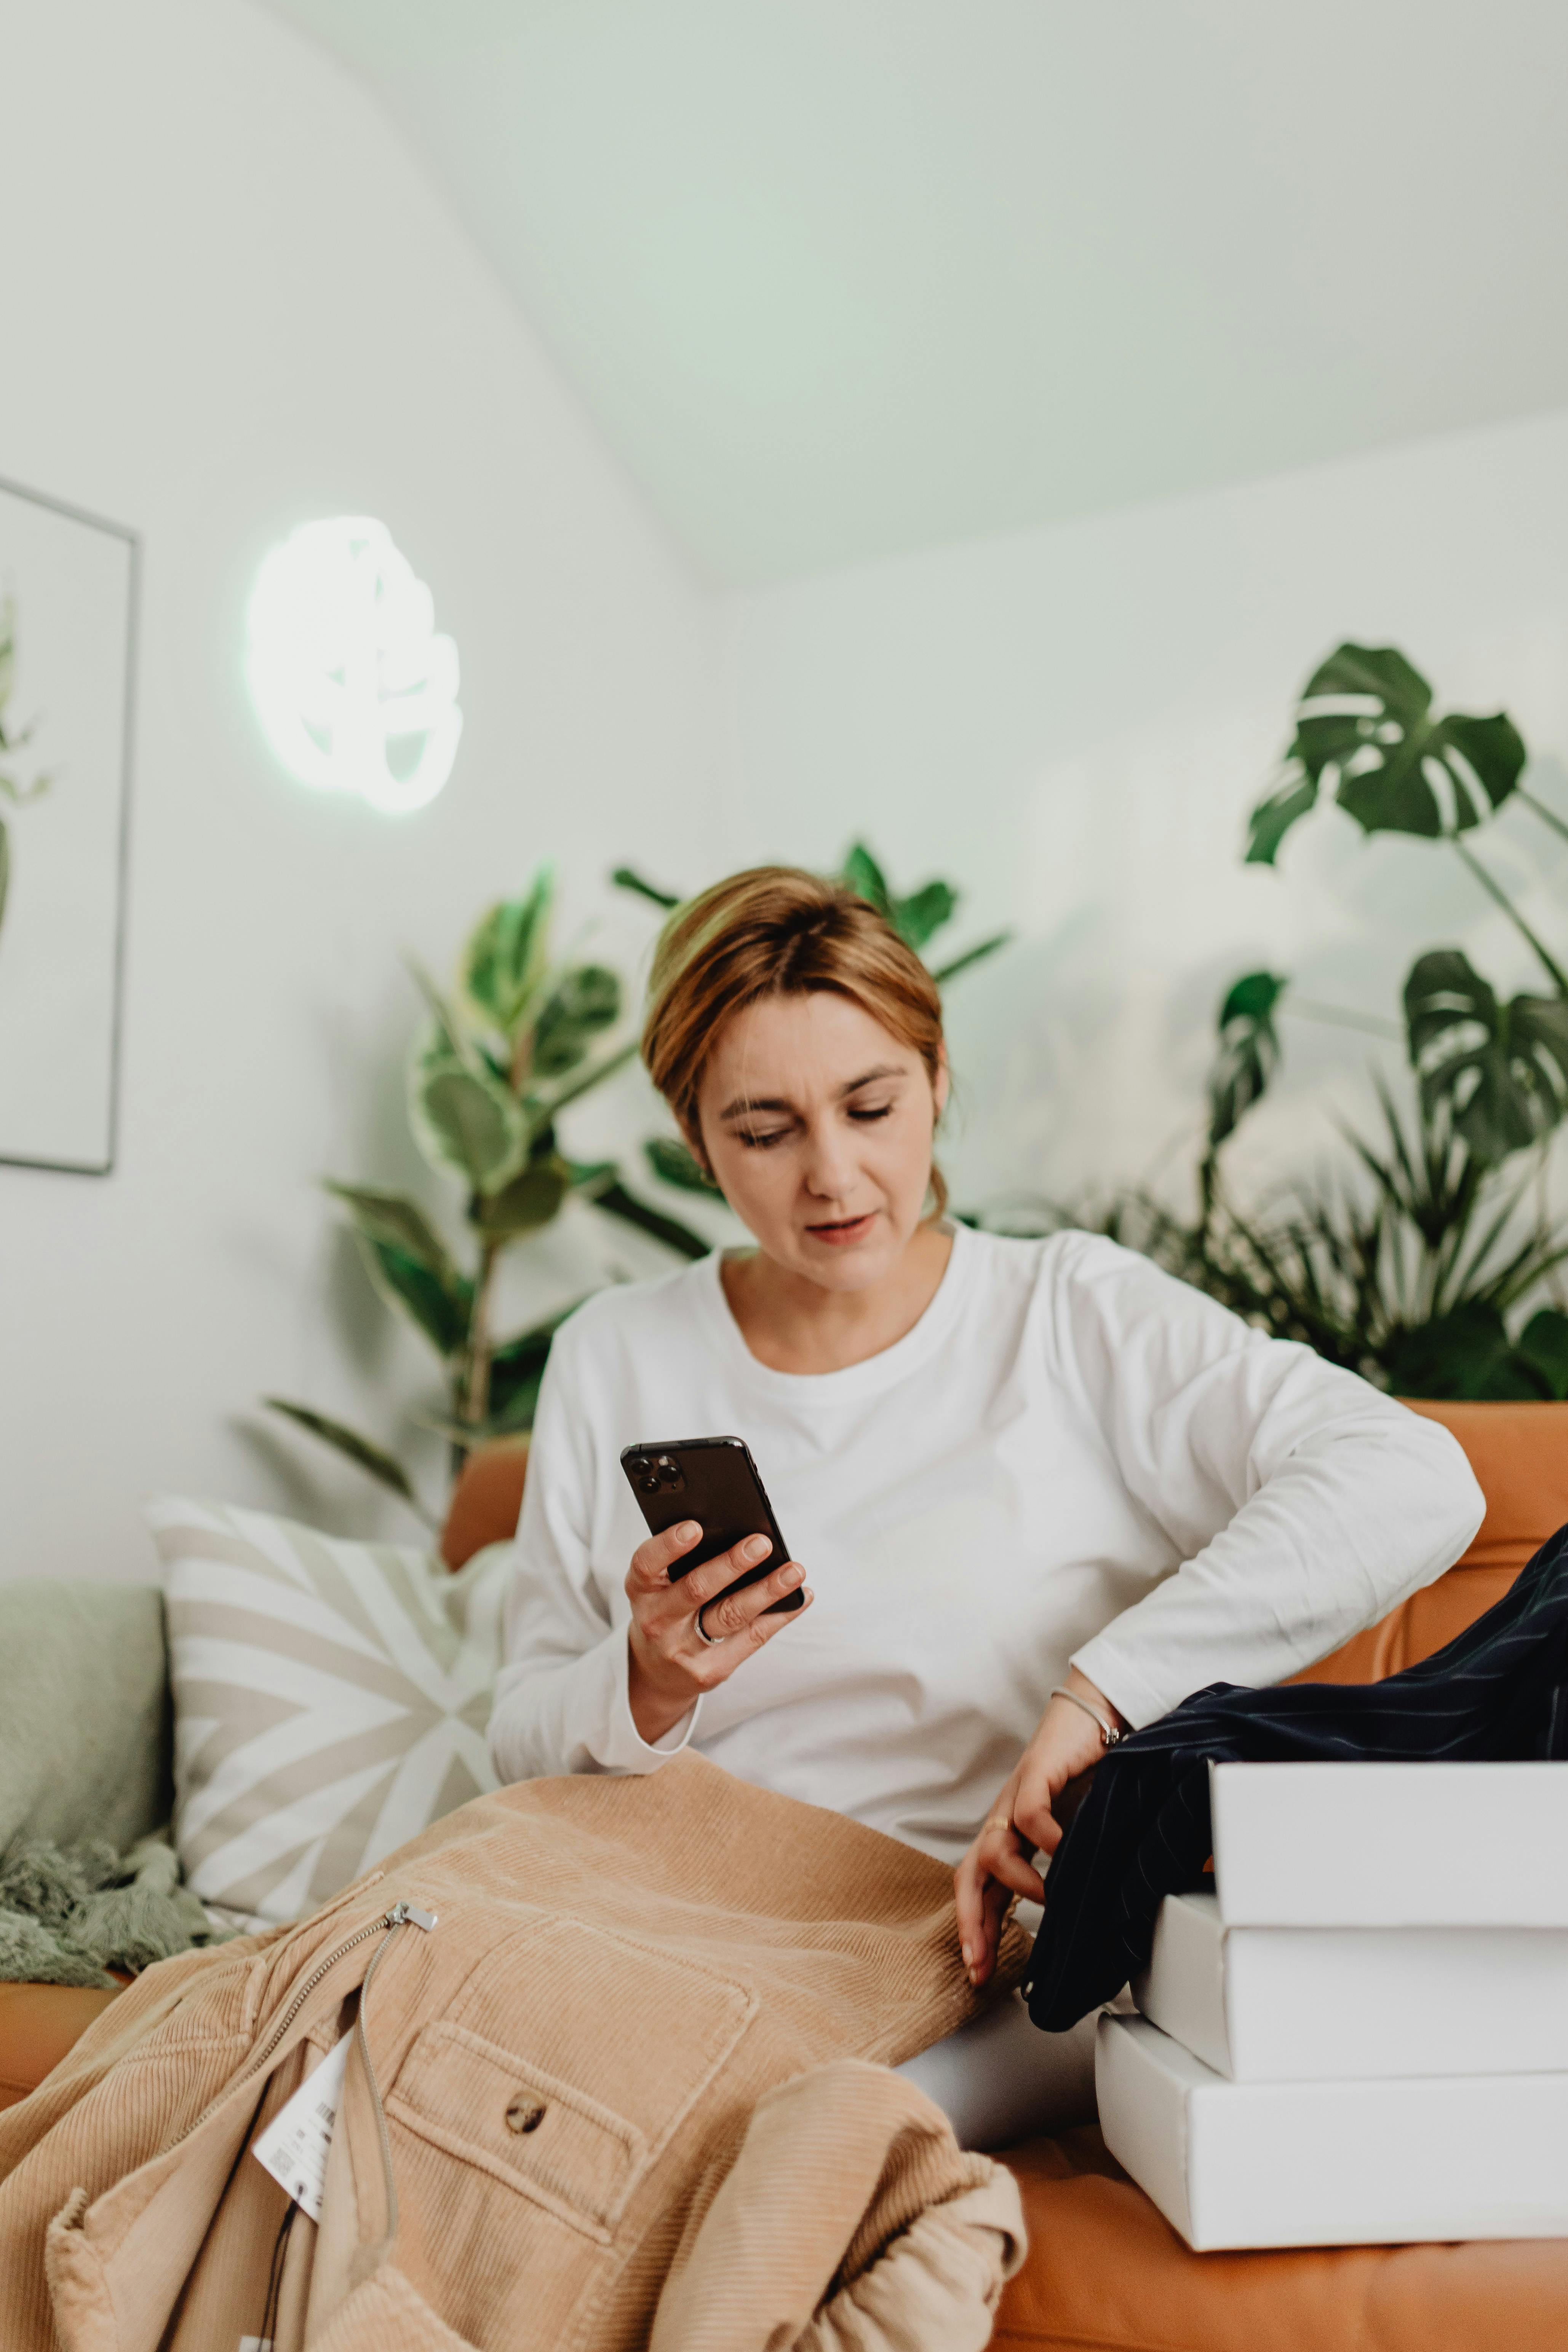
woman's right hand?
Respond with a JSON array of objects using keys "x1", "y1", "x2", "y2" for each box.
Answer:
[{"x1": 626, "y1": 1521, "x2": 812, "y2": 1744}]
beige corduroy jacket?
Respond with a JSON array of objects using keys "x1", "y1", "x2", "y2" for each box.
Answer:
[{"x1": 0, "y1": 1757, "x2": 1027, "y2": 2351}]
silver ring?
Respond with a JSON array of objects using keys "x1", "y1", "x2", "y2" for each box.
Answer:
[{"x1": 694, "y1": 1604, "x2": 720, "y2": 1646}]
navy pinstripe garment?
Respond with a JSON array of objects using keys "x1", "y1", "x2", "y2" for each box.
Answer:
[{"x1": 1025, "y1": 1519, "x2": 1568, "y2": 2033}]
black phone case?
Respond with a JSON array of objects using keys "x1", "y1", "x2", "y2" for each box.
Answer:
[{"x1": 619, "y1": 1435, "x2": 803, "y2": 1614}]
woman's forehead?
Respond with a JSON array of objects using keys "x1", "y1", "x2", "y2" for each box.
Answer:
[{"x1": 704, "y1": 991, "x2": 917, "y2": 1099}]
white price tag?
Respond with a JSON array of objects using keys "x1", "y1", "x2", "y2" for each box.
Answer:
[{"x1": 251, "y1": 2032, "x2": 352, "y2": 2223}]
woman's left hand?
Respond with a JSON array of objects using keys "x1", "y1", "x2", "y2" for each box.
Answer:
[{"x1": 954, "y1": 1668, "x2": 1129, "y2": 1988}]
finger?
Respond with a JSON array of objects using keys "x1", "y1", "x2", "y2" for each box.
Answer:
[
  {"x1": 1012, "y1": 1793, "x2": 1063, "y2": 1858},
  {"x1": 628, "y1": 1521, "x2": 703, "y2": 1591},
  {"x1": 971, "y1": 1877, "x2": 1015, "y2": 1984},
  {"x1": 694, "y1": 1559, "x2": 805, "y2": 1640},
  {"x1": 954, "y1": 1849, "x2": 988, "y2": 1977},
  {"x1": 978, "y1": 1840, "x2": 1045, "y2": 1905},
  {"x1": 683, "y1": 1532, "x2": 773, "y2": 1608}
]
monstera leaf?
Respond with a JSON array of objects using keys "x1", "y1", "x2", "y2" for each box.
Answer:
[
  {"x1": 1404, "y1": 949, "x2": 1568, "y2": 1166},
  {"x1": 464, "y1": 871, "x2": 553, "y2": 1038},
  {"x1": 1207, "y1": 970, "x2": 1287, "y2": 1150},
  {"x1": 532, "y1": 965, "x2": 621, "y2": 1079},
  {"x1": 1247, "y1": 645, "x2": 1526, "y2": 864}
]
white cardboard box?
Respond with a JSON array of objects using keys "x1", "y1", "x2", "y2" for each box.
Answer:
[
  {"x1": 1097, "y1": 2013, "x2": 1568, "y2": 2249},
  {"x1": 1210, "y1": 1761, "x2": 1568, "y2": 1926},
  {"x1": 1133, "y1": 1890, "x2": 1568, "y2": 2079}
]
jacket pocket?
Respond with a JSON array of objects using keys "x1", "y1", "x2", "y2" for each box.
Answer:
[{"x1": 386, "y1": 1915, "x2": 756, "y2": 2237}]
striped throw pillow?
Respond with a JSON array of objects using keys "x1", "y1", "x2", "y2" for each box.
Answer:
[{"x1": 149, "y1": 1496, "x2": 512, "y2": 1928}]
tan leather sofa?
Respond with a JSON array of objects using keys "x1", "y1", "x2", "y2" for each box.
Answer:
[{"x1": 2, "y1": 1400, "x2": 1566, "y2": 2346}]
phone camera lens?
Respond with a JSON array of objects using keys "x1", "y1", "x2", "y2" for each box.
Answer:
[{"x1": 640, "y1": 1475, "x2": 660, "y2": 1493}]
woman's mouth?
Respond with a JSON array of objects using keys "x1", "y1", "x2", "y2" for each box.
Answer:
[{"x1": 805, "y1": 1213, "x2": 878, "y2": 1247}]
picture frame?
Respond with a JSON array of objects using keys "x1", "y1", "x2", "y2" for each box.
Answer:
[{"x1": 0, "y1": 471, "x2": 139, "y2": 1176}]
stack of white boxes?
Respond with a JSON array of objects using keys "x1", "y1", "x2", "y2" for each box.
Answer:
[{"x1": 1095, "y1": 1760, "x2": 1568, "y2": 2250}]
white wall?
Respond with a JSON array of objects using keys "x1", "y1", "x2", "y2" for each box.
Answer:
[
  {"x1": 0, "y1": 0, "x2": 721, "y2": 1579},
  {"x1": 721, "y1": 410, "x2": 1568, "y2": 1224}
]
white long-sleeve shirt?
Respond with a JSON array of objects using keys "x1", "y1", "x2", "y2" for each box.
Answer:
[{"x1": 488, "y1": 1226, "x2": 1483, "y2": 1867}]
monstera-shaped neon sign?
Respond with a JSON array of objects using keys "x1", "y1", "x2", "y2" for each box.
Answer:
[{"x1": 246, "y1": 518, "x2": 462, "y2": 815}]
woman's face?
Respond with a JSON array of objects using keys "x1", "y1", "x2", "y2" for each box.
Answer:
[{"x1": 691, "y1": 990, "x2": 948, "y2": 1293}]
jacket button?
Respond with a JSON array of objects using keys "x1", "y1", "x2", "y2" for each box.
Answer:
[{"x1": 506, "y1": 2096, "x2": 547, "y2": 2134}]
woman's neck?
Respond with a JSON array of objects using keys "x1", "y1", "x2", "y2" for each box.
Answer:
[{"x1": 720, "y1": 1222, "x2": 954, "y2": 1375}]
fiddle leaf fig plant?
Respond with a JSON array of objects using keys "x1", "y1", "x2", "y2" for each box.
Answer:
[{"x1": 265, "y1": 865, "x2": 709, "y2": 1521}]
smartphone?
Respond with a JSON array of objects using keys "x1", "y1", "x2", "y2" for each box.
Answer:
[{"x1": 619, "y1": 1435, "x2": 803, "y2": 1614}]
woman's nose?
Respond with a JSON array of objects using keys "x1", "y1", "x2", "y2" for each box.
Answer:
[{"x1": 802, "y1": 1121, "x2": 860, "y2": 1199}]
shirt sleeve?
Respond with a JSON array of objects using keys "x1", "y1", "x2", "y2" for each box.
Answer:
[
  {"x1": 1057, "y1": 1235, "x2": 1486, "y2": 1728},
  {"x1": 486, "y1": 1320, "x2": 703, "y2": 1783}
]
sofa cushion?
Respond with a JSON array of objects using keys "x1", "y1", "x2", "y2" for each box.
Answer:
[
  {"x1": 0, "y1": 1582, "x2": 171, "y2": 1854},
  {"x1": 994, "y1": 2128, "x2": 1568, "y2": 2349},
  {"x1": 147, "y1": 1497, "x2": 512, "y2": 1927}
]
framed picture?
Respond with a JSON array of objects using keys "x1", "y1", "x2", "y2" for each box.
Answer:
[{"x1": 0, "y1": 473, "x2": 137, "y2": 1175}]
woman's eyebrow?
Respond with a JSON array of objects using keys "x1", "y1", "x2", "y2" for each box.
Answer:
[
  {"x1": 718, "y1": 1093, "x2": 796, "y2": 1121},
  {"x1": 839, "y1": 1065, "x2": 904, "y2": 1096}
]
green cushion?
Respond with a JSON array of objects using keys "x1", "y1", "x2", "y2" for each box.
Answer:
[{"x1": 0, "y1": 1582, "x2": 172, "y2": 1852}]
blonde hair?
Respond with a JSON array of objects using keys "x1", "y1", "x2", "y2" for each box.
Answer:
[{"x1": 642, "y1": 866, "x2": 948, "y2": 1214}]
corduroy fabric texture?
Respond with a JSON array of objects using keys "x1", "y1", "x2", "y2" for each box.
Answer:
[{"x1": 0, "y1": 1756, "x2": 1027, "y2": 2351}]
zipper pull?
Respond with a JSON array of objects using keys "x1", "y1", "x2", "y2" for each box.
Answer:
[{"x1": 385, "y1": 1901, "x2": 438, "y2": 1932}]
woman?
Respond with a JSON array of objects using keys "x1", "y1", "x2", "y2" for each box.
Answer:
[{"x1": 489, "y1": 868, "x2": 1483, "y2": 2147}]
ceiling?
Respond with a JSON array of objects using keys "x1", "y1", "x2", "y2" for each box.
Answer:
[{"x1": 267, "y1": 0, "x2": 1568, "y2": 585}]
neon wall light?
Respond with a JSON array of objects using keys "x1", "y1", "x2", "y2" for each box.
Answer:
[{"x1": 246, "y1": 517, "x2": 462, "y2": 815}]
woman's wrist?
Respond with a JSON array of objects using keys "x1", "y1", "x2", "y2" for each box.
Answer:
[{"x1": 627, "y1": 1633, "x2": 698, "y2": 1746}]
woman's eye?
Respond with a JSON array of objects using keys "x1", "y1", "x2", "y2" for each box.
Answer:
[
  {"x1": 737, "y1": 1128, "x2": 791, "y2": 1149},
  {"x1": 848, "y1": 1104, "x2": 894, "y2": 1123}
]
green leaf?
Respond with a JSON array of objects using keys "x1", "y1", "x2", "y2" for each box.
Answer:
[
  {"x1": 262, "y1": 1400, "x2": 434, "y2": 1520},
  {"x1": 928, "y1": 931, "x2": 1013, "y2": 986},
  {"x1": 409, "y1": 1025, "x2": 529, "y2": 1195},
  {"x1": 1515, "y1": 1308, "x2": 1568, "y2": 1400},
  {"x1": 564, "y1": 1156, "x2": 619, "y2": 1195},
  {"x1": 463, "y1": 870, "x2": 553, "y2": 1037},
  {"x1": 1247, "y1": 643, "x2": 1526, "y2": 864},
  {"x1": 595, "y1": 1178, "x2": 712, "y2": 1260},
  {"x1": 1207, "y1": 970, "x2": 1288, "y2": 1151},
  {"x1": 474, "y1": 1154, "x2": 572, "y2": 1237},
  {"x1": 531, "y1": 964, "x2": 621, "y2": 1079},
  {"x1": 484, "y1": 1302, "x2": 588, "y2": 1432},
  {"x1": 1244, "y1": 764, "x2": 1319, "y2": 866},
  {"x1": 644, "y1": 1136, "x2": 722, "y2": 1194},
  {"x1": 325, "y1": 1182, "x2": 473, "y2": 1357},
  {"x1": 528, "y1": 1040, "x2": 638, "y2": 1129},
  {"x1": 1383, "y1": 1302, "x2": 1553, "y2": 1401},
  {"x1": 1404, "y1": 949, "x2": 1568, "y2": 1166},
  {"x1": 841, "y1": 842, "x2": 892, "y2": 914},
  {"x1": 324, "y1": 1182, "x2": 460, "y2": 1289},
  {"x1": 611, "y1": 865, "x2": 681, "y2": 910},
  {"x1": 891, "y1": 880, "x2": 959, "y2": 951}
]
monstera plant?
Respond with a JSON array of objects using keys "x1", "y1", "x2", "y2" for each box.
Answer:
[
  {"x1": 614, "y1": 840, "x2": 1011, "y2": 1197},
  {"x1": 1184, "y1": 644, "x2": 1568, "y2": 1399},
  {"x1": 0, "y1": 596, "x2": 54, "y2": 950},
  {"x1": 265, "y1": 867, "x2": 708, "y2": 1522}
]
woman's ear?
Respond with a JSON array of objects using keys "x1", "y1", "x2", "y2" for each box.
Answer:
[
  {"x1": 932, "y1": 1045, "x2": 951, "y2": 1122},
  {"x1": 677, "y1": 1114, "x2": 717, "y2": 1185}
]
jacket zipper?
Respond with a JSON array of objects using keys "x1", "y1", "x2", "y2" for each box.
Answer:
[{"x1": 161, "y1": 1899, "x2": 436, "y2": 2162}]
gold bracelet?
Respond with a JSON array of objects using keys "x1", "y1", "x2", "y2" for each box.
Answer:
[{"x1": 1049, "y1": 1684, "x2": 1122, "y2": 1748}]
